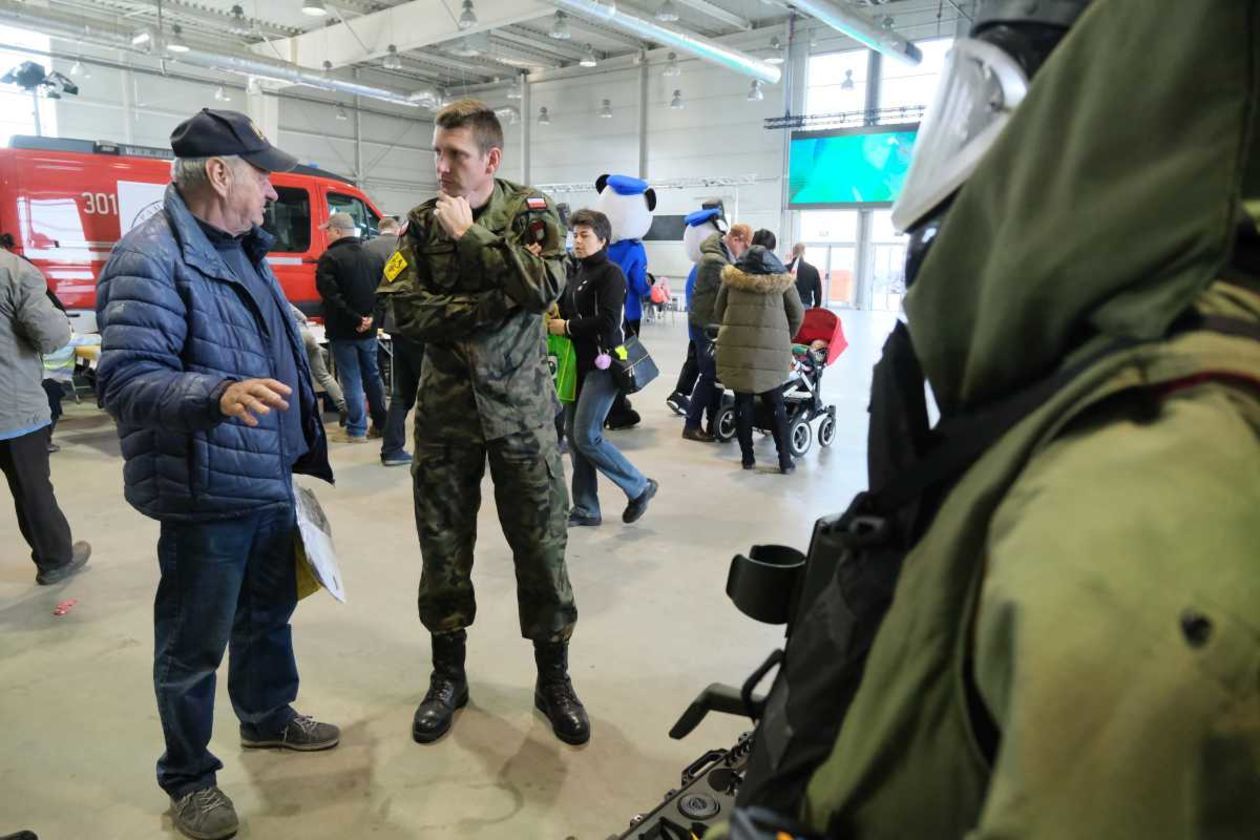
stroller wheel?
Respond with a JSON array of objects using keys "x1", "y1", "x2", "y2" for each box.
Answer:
[
  {"x1": 789, "y1": 417, "x2": 813, "y2": 457},
  {"x1": 818, "y1": 415, "x2": 837, "y2": 447},
  {"x1": 713, "y1": 405, "x2": 737, "y2": 442}
]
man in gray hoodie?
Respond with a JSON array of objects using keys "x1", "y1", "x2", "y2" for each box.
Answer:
[{"x1": 0, "y1": 250, "x2": 90, "y2": 584}]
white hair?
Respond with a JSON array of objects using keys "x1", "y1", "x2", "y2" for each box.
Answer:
[{"x1": 171, "y1": 155, "x2": 245, "y2": 192}]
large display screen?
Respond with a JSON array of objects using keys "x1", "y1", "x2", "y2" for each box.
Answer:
[{"x1": 788, "y1": 124, "x2": 918, "y2": 208}]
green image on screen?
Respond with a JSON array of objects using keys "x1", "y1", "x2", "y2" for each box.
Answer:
[{"x1": 788, "y1": 129, "x2": 918, "y2": 206}]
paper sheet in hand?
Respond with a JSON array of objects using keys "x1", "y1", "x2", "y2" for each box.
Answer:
[{"x1": 294, "y1": 481, "x2": 345, "y2": 603}]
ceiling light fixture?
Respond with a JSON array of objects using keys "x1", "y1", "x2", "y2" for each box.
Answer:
[
  {"x1": 580, "y1": 44, "x2": 598, "y2": 67},
  {"x1": 669, "y1": 89, "x2": 683, "y2": 109},
  {"x1": 449, "y1": 32, "x2": 489, "y2": 57},
  {"x1": 302, "y1": 0, "x2": 329, "y2": 17},
  {"x1": 228, "y1": 4, "x2": 251, "y2": 36},
  {"x1": 840, "y1": 68, "x2": 854, "y2": 90},
  {"x1": 335, "y1": 104, "x2": 349, "y2": 120},
  {"x1": 322, "y1": 59, "x2": 333, "y2": 77},
  {"x1": 549, "y1": 11, "x2": 571, "y2": 40},
  {"x1": 166, "y1": 25, "x2": 190, "y2": 54},
  {"x1": 538, "y1": 106, "x2": 550, "y2": 125},
  {"x1": 131, "y1": 28, "x2": 153, "y2": 48},
  {"x1": 747, "y1": 79, "x2": 764, "y2": 101},
  {"x1": 383, "y1": 44, "x2": 402, "y2": 70},
  {"x1": 598, "y1": 98, "x2": 612, "y2": 118},
  {"x1": 214, "y1": 85, "x2": 231, "y2": 102},
  {"x1": 458, "y1": 0, "x2": 477, "y2": 30},
  {"x1": 506, "y1": 75, "x2": 523, "y2": 100},
  {"x1": 663, "y1": 51, "x2": 680, "y2": 77},
  {"x1": 765, "y1": 35, "x2": 785, "y2": 65},
  {"x1": 69, "y1": 60, "x2": 84, "y2": 76},
  {"x1": 654, "y1": 0, "x2": 679, "y2": 22}
]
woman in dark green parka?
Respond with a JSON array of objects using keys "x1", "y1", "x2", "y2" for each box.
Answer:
[{"x1": 713, "y1": 244, "x2": 805, "y2": 472}]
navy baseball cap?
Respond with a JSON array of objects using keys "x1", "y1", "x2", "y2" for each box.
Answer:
[{"x1": 169, "y1": 108, "x2": 298, "y2": 173}]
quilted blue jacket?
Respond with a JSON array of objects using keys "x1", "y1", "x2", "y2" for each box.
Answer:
[{"x1": 96, "y1": 185, "x2": 333, "y2": 522}]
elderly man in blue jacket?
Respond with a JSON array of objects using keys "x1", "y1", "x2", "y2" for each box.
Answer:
[{"x1": 96, "y1": 109, "x2": 337, "y2": 840}]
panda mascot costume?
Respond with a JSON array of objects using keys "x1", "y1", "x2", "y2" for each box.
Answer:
[
  {"x1": 593, "y1": 173, "x2": 656, "y2": 430},
  {"x1": 665, "y1": 206, "x2": 726, "y2": 415}
]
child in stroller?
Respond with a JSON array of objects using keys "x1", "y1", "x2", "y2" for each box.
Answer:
[{"x1": 710, "y1": 308, "x2": 847, "y2": 458}]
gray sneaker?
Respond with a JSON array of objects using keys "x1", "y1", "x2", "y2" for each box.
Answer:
[
  {"x1": 170, "y1": 786, "x2": 238, "y2": 840},
  {"x1": 240, "y1": 714, "x2": 340, "y2": 751},
  {"x1": 35, "y1": 541, "x2": 91, "y2": 585}
]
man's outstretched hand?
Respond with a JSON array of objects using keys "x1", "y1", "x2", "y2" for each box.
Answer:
[{"x1": 220, "y1": 379, "x2": 292, "y2": 427}]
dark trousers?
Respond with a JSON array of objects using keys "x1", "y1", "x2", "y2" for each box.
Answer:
[
  {"x1": 42, "y1": 379, "x2": 64, "y2": 429},
  {"x1": 413, "y1": 429, "x2": 575, "y2": 642},
  {"x1": 382, "y1": 333, "x2": 424, "y2": 459},
  {"x1": 734, "y1": 389, "x2": 790, "y2": 466},
  {"x1": 685, "y1": 335, "x2": 721, "y2": 431},
  {"x1": 154, "y1": 504, "x2": 299, "y2": 798},
  {"x1": 673, "y1": 340, "x2": 699, "y2": 397},
  {"x1": 0, "y1": 425, "x2": 72, "y2": 573},
  {"x1": 607, "y1": 318, "x2": 643, "y2": 423},
  {"x1": 330, "y1": 337, "x2": 387, "y2": 437}
]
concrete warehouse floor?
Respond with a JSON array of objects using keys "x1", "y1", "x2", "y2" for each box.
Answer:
[{"x1": 0, "y1": 311, "x2": 897, "y2": 840}]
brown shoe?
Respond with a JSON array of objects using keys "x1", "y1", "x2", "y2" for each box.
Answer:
[
  {"x1": 331, "y1": 430, "x2": 368, "y2": 444},
  {"x1": 681, "y1": 426, "x2": 715, "y2": 443}
]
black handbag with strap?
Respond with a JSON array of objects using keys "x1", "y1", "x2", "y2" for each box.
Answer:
[
  {"x1": 608, "y1": 333, "x2": 659, "y2": 394},
  {"x1": 592, "y1": 285, "x2": 660, "y2": 394}
]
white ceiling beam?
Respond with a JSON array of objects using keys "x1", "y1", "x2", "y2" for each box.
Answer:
[
  {"x1": 674, "y1": 0, "x2": 752, "y2": 31},
  {"x1": 252, "y1": 0, "x2": 556, "y2": 69}
]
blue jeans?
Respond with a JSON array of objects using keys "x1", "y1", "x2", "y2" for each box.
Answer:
[
  {"x1": 566, "y1": 369, "x2": 648, "y2": 519},
  {"x1": 153, "y1": 504, "x2": 299, "y2": 797},
  {"x1": 685, "y1": 334, "x2": 720, "y2": 430},
  {"x1": 331, "y1": 337, "x2": 387, "y2": 436}
]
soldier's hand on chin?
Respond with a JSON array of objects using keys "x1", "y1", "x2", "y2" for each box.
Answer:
[
  {"x1": 220, "y1": 379, "x2": 292, "y2": 426},
  {"x1": 434, "y1": 192, "x2": 474, "y2": 240}
]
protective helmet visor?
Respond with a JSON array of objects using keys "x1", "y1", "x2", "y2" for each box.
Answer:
[{"x1": 891, "y1": 38, "x2": 1029, "y2": 231}]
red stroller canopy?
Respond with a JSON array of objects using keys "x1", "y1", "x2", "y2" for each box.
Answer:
[{"x1": 793, "y1": 308, "x2": 848, "y2": 366}]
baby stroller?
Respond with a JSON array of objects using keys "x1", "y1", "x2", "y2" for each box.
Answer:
[{"x1": 711, "y1": 308, "x2": 847, "y2": 457}]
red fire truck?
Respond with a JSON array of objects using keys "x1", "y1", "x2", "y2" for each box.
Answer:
[{"x1": 0, "y1": 135, "x2": 385, "y2": 332}]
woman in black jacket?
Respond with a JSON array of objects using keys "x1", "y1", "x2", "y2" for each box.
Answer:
[{"x1": 547, "y1": 209, "x2": 657, "y2": 527}]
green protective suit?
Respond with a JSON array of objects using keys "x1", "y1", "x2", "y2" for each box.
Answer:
[
  {"x1": 792, "y1": 1, "x2": 1260, "y2": 837},
  {"x1": 380, "y1": 178, "x2": 575, "y2": 642}
]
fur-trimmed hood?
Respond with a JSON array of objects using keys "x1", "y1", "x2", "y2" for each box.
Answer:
[{"x1": 721, "y1": 263, "x2": 796, "y2": 294}]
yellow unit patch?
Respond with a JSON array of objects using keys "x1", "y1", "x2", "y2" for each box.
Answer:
[{"x1": 383, "y1": 251, "x2": 408, "y2": 283}]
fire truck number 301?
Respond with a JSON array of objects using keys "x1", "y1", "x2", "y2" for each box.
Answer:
[{"x1": 82, "y1": 192, "x2": 119, "y2": 216}]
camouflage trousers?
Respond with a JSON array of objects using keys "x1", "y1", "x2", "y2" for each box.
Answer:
[{"x1": 413, "y1": 428, "x2": 575, "y2": 642}]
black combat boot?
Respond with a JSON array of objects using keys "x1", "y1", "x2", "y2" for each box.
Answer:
[
  {"x1": 533, "y1": 641, "x2": 590, "y2": 745},
  {"x1": 412, "y1": 630, "x2": 469, "y2": 744}
]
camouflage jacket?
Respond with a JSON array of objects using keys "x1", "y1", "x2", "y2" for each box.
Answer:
[{"x1": 378, "y1": 178, "x2": 566, "y2": 443}]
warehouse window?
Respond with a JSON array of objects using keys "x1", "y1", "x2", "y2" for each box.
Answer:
[
  {"x1": 263, "y1": 186, "x2": 311, "y2": 253},
  {"x1": 805, "y1": 48, "x2": 869, "y2": 117},
  {"x1": 878, "y1": 38, "x2": 954, "y2": 115},
  {"x1": 0, "y1": 26, "x2": 58, "y2": 145}
]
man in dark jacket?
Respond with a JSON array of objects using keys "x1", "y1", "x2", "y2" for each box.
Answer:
[
  {"x1": 683, "y1": 223, "x2": 749, "y2": 442},
  {"x1": 787, "y1": 242, "x2": 823, "y2": 308},
  {"x1": 363, "y1": 217, "x2": 423, "y2": 466},
  {"x1": 96, "y1": 108, "x2": 338, "y2": 840},
  {"x1": 0, "y1": 249, "x2": 90, "y2": 584},
  {"x1": 316, "y1": 211, "x2": 387, "y2": 443}
]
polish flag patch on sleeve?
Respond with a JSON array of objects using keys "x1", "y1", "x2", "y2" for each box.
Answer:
[{"x1": 526, "y1": 196, "x2": 548, "y2": 210}]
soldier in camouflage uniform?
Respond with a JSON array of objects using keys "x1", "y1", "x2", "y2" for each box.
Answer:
[{"x1": 377, "y1": 99, "x2": 588, "y2": 746}]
